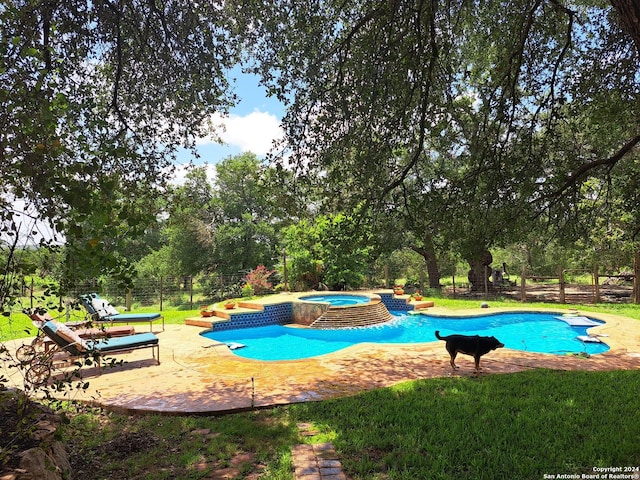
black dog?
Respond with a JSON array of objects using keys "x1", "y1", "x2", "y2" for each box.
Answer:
[{"x1": 435, "y1": 331, "x2": 504, "y2": 371}]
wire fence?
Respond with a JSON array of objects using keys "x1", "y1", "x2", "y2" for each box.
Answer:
[
  {"x1": 18, "y1": 274, "x2": 255, "y2": 311},
  {"x1": 18, "y1": 264, "x2": 639, "y2": 311}
]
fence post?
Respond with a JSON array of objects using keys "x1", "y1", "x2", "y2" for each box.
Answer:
[
  {"x1": 593, "y1": 264, "x2": 600, "y2": 303},
  {"x1": 30, "y1": 277, "x2": 34, "y2": 309},
  {"x1": 159, "y1": 276, "x2": 164, "y2": 311},
  {"x1": 452, "y1": 266, "x2": 456, "y2": 298},
  {"x1": 126, "y1": 290, "x2": 132, "y2": 311},
  {"x1": 634, "y1": 250, "x2": 640, "y2": 304},
  {"x1": 189, "y1": 276, "x2": 194, "y2": 310},
  {"x1": 559, "y1": 266, "x2": 565, "y2": 304},
  {"x1": 520, "y1": 265, "x2": 527, "y2": 302}
]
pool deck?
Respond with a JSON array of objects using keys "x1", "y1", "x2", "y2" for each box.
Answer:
[{"x1": 3, "y1": 302, "x2": 640, "y2": 415}]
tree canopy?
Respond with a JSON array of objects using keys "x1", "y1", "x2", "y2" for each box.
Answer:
[
  {"x1": 241, "y1": 0, "x2": 640, "y2": 287},
  {"x1": 1, "y1": 0, "x2": 242, "y2": 298},
  {"x1": 3, "y1": 0, "x2": 640, "y2": 303}
]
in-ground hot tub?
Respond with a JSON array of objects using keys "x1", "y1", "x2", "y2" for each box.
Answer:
[
  {"x1": 298, "y1": 294, "x2": 371, "y2": 306},
  {"x1": 293, "y1": 293, "x2": 393, "y2": 328}
]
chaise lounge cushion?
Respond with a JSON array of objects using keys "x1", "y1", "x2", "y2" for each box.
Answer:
[
  {"x1": 79, "y1": 293, "x2": 165, "y2": 331},
  {"x1": 89, "y1": 332, "x2": 159, "y2": 353},
  {"x1": 41, "y1": 320, "x2": 88, "y2": 356}
]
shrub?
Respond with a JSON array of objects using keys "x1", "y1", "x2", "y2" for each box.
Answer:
[
  {"x1": 244, "y1": 266, "x2": 276, "y2": 295},
  {"x1": 241, "y1": 283, "x2": 254, "y2": 297}
]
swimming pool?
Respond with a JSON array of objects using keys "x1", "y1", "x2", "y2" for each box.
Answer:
[
  {"x1": 299, "y1": 294, "x2": 371, "y2": 306},
  {"x1": 202, "y1": 311, "x2": 609, "y2": 361}
]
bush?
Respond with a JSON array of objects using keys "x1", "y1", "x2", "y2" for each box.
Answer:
[
  {"x1": 241, "y1": 283, "x2": 254, "y2": 297},
  {"x1": 244, "y1": 266, "x2": 276, "y2": 295}
]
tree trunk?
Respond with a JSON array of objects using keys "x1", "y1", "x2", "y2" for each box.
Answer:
[
  {"x1": 610, "y1": 0, "x2": 640, "y2": 55},
  {"x1": 634, "y1": 249, "x2": 640, "y2": 304},
  {"x1": 424, "y1": 250, "x2": 441, "y2": 289},
  {"x1": 411, "y1": 241, "x2": 442, "y2": 289},
  {"x1": 466, "y1": 250, "x2": 493, "y2": 292}
]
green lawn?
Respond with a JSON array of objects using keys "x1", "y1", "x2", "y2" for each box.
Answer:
[
  {"x1": 0, "y1": 306, "x2": 200, "y2": 342},
  {"x1": 4, "y1": 292, "x2": 640, "y2": 342},
  {"x1": 56, "y1": 369, "x2": 640, "y2": 479}
]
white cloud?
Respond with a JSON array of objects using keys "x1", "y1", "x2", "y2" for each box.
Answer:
[
  {"x1": 170, "y1": 163, "x2": 218, "y2": 185},
  {"x1": 201, "y1": 110, "x2": 284, "y2": 155}
]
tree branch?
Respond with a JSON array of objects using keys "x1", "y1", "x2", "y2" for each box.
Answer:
[
  {"x1": 381, "y1": 0, "x2": 438, "y2": 198},
  {"x1": 551, "y1": 133, "x2": 640, "y2": 199}
]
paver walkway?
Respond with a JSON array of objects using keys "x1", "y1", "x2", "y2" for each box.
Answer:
[
  {"x1": 293, "y1": 423, "x2": 347, "y2": 480},
  {"x1": 1, "y1": 307, "x2": 640, "y2": 415},
  {"x1": 292, "y1": 443, "x2": 346, "y2": 480}
]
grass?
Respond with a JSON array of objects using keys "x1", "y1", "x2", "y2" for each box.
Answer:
[
  {"x1": 288, "y1": 370, "x2": 640, "y2": 479},
  {"x1": 55, "y1": 369, "x2": 640, "y2": 479},
  {"x1": 0, "y1": 306, "x2": 201, "y2": 342},
  {"x1": 62, "y1": 407, "x2": 297, "y2": 479},
  {"x1": 4, "y1": 289, "x2": 640, "y2": 342}
]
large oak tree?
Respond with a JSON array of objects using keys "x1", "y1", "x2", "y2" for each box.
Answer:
[{"x1": 242, "y1": 0, "x2": 640, "y2": 289}]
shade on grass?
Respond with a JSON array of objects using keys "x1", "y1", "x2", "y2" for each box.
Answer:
[{"x1": 289, "y1": 369, "x2": 640, "y2": 480}]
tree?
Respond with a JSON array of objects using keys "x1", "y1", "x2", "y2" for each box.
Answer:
[
  {"x1": 210, "y1": 153, "x2": 284, "y2": 274},
  {"x1": 242, "y1": 0, "x2": 640, "y2": 289},
  {"x1": 1, "y1": 1, "x2": 241, "y2": 306},
  {"x1": 284, "y1": 212, "x2": 372, "y2": 290},
  {"x1": 160, "y1": 167, "x2": 216, "y2": 276}
]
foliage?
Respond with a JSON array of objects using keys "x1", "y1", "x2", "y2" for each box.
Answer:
[
  {"x1": 1, "y1": 1, "x2": 243, "y2": 295},
  {"x1": 241, "y1": 283, "x2": 254, "y2": 297},
  {"x1": 130, "y1": 153, "x2": 299, "y2": 280},
  {"x1": 243, "y1": 0, "x2": 640, "y2": 286},
  {"x1": 283, "y1": 212, "x2": 372, "y2": 290},
  {"x1": 282, "y1": 219, "x2": 323, "y2": 290},
  {"x1": 58, "y1": 408, "x2": 296, "y2": 480},
  {"x1": 289, "y1": 370, "x2": 640, "y2": 479},
  {"x1": 201, "y1": 273, "x2": 244, "y2": 303},
  {"x1": 155, "y1": 167, "x2": 216, "y2": 276},
  {"x1": 244, "y1": 265, "x2": 276, "y2": 295},
  {"x1": 210, "y1": 153, "x2": 286, "y2": 274},
  {"x1": 13, "y1": 369, "x2": 636, "y2": 479},
  {"x1": 385, "y1": 248, "x2": 427, "y2": 288}
]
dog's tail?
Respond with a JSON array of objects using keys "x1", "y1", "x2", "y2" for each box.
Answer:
[{"x1": 435, "y1": 330, "x2": 445, "y2": 340}]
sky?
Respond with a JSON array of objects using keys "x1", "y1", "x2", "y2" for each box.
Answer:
[{"x1": 172, "y1": 70, "x2": 286, "y2": 182}]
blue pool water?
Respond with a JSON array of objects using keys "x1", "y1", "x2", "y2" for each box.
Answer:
[
  {"x1": 202, "y1": 311, "x2": 609, "y2": 361},
  {"x1": 299, "y1": 294, "x2": 371, "y2": 306}
]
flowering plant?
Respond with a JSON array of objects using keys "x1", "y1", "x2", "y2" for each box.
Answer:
[{"x1": 244, "y1": 265, "x2": 276, "y2": 295}]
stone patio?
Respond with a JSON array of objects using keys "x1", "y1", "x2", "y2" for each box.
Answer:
[{"x1": 2, "y1": 306, "x2": 640, "y2": 415}]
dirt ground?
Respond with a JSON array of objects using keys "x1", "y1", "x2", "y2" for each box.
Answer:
[{"x1": 443, "y1": 283, "x2": 634, "y2": 304}]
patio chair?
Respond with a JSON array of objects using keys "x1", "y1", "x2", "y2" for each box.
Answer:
[
  {"x1": 39, "y1": 319, "x2": 160, "y2": 370},
  {"x1": 29, "y1": 311, "x2": 135, "y2": 352},
  {"x1": 79, "y1": 293, "x2": 164, "y2": 331}
]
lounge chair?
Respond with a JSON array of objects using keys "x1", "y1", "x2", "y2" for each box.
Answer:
[
  {"x1": 29, "y1": 311, "x2": 135, "y2": 352},
  {"x1": 39, "y1": 319, "x2": 160, "y2": 371},
  {"x1": 79, "y1": 293, "x2": 165, "y2": 331}
]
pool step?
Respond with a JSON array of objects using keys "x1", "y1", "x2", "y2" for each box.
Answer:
[{"x1": 310, "y1": 301, "x2": 393, "y2": 329}]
